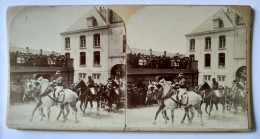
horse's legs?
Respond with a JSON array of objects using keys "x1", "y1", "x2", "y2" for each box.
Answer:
[
  {"x1": 181, "y1": 107, "x2": 188, "y2": 123},
  {"x1": 215, "y1": 101, "x2": 218, "y2": 111},
  {"x1": 47, "y1": 106, "x2": 51, "y2": 121},
  {"x1": 170, "y1": 109, "x2": 175, "y2": 124},
  {"x1": 56, "y1": 105, "x2": 64, "y2": 120},
  {"x1": 70, "y1": 100, "x2": 78, "y2": 122},
  {"x1": 153, "y1": 105, "x2": 165, "y2": 124},
  {"x1": 189, "y1": 107, "x2": 195, "y2": 124},
  {"x1": 80, "y1": 100, "x2": 84, "y2": 112},
  {"x1": 83, "y1": 98, "x2": 88, "y2": 114},
  {"x1": 205, "y1": 103, "x2": 209, "y2": 116},
  {"x1": 30, "y1": 102, "x2": 42, "y2": 121},
  {"x1": 209, "y1": 99, "x2": 214, "y2": 117},
  {"x1": 96, "y1": 97, "x2": 100, "y2": 112},
  {"x1": 194, "y1": 104, "x2": 204, "y2": 126}
]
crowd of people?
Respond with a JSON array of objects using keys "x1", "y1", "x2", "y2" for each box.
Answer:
[
  {"x1": 10, "y1": 51, "x2": 69, "y2": 67},
  {"x1": 127, "y1": 82, "x2": 148, "y2": 108},
  {"x1": 127, "y1": 53, "x2": 191, "y2": 69}
]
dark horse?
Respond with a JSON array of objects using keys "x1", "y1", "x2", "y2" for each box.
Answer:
[
  {"x1": 195, "y1": 82, "x2": 225, "y2": 117},
  {"x1": 73, "y1": 80, "x2": 101, "y2": 114},
  {"x1": 105, "y1": 80, "x2": 121, "y2": 112}
]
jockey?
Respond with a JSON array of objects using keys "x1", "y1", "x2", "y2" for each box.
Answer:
[
  {"x1": 177, "y1": 73, "x2": 187, "y2": 107},
  {"x1": 52, "y1": 71, "x2": 64, "y2": 99},
  {"x1": 212, "y1": 78, "x2": 218, "y2": 90},
  {"x1": 86, "y1": 76, "x2": 96, "y2": 95}
]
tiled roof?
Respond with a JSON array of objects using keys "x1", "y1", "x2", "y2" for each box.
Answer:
[
  {"x1": 61, "y1": 7, "x2": 108, "y2": 34},
  {"x1": 9, "y1": 46, "x2": 60, "y2": 55},
  {"x1": 187, "y1": 8, "x2": 234, "y2": 35}
]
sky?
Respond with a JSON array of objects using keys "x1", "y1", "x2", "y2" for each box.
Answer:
[
  {"x1": 9, "y1": 6, "x2": 224, "y2": 54},
  {"x1": 126, "y1": 6, "x2": 223, "y2": 54}
]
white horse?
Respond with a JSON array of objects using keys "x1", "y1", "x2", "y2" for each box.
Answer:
[
  {"x1": 29, "y1": 76, "x2": 78, "y2": 122},
  {"x1": 153, "y1": 78, "x2": 204, "y2": 125}
]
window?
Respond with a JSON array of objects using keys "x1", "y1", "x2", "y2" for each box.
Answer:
[
  {"x1": 65, "y1": 52, "x2": 70, "y2": 58},
  {"x1": 80, "y1": 35, "x2": 86, "y2": 48},
  {"x1": 94, "y1": 34, "x2": 100, "y2": 47},
  {"x1": 87, "y1": 17, "x2": 97, "y2": 27},
  {"x1": 219, "y1": 35, "x2": 226, "y2": 49},
  {"x1": 189, "y1": 54, "x2": 195, "y2": 61},
  {"x1": 218, "y1": 53, "x2": 225, "y2": 67},
  {"x1": 93, "y1": 51, "x2": 100, "y2": 66},
  {"x1": 92, "y1": 73, "x2": 101, "y2": 80},
  {"x1": 203, "y1": 75, "x2": 211, "y2": 82},
  {"x1": 65, "y1": 37, "x2": 70, "y2": 49},
  {"x1": 213, "y1": 18, "x2": 224, "y2": 28},
  {"x1": 205, "y1": 37, "x2": 211, "y2": 50},
  {"x1": 123, "y1": 35, "x2": 126, "y2": 53},
  {"x1": 80, "y1": 52, "x2": 86, "y2": 65},
  {"x1": 79, "y1": 73, "x2": 86, "y2": 82},
  {"x1": 217, "y1": 75, "x2": 226, "y2": 82},
  {"x1": 190, "y1": 39, "x2": 195, "y2": 51},
  {"x1": 205, "y1": 54, "x2": 211, "y2": 67}
]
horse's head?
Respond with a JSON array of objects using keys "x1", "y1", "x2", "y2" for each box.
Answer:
[
  {"x1": 158, "y1": 78, "x2": 172, "y2": 97},
  {"x1": 35, "y1": 76, "x2": 50, "y2": 95},
  {"x1": 24, "y1": 79, "x2": 37, "y2": 95},
  {"x1": 147, "y1": 81, "x2": 160, "y2": 100}
]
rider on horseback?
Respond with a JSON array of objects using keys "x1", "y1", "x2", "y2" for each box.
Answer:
[
  {"x1": 86, "y1": 76, "x2": 96, "y2": 95},
  {"x1": 35, "y1": 71, "x2": 63, "y2": 106},
  {"x1": 177, "y1": 73, "x2": 187, "y2": 108}
]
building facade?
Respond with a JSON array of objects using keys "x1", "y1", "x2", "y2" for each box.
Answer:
[
  {"x1": 60, "y1": 7, "x2": 126, "y2": 84},
  {"x1": 185, "y1": 8, "x2": 246, "y2": 87}
]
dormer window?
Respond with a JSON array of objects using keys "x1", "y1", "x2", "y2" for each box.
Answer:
[
  {"x1": 213, "y1": 18, "x2": 224, "y2": 29},
  {"x1": 87, "y1": 16, "x2": 97, "y2": 27}
]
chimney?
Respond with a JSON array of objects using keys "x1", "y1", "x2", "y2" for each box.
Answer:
[
  {"x1": 40, "y1": 49, "x2": 42, "y2": 55},
  {"x1": 164, "y1": 51, "x2": 166, "y2": 57},
  {"x1": 149, "y1": 49, "x2": 152, "y2": 56},
  {"x1": 26, "y1": 47, "x2": 29, "y2": 54}
]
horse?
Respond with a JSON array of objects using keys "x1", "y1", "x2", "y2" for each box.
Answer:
[
  {"x1": 23, "y1": 79, "x2": 37, "y2": 103},
  {"x1": 223, "y1": 86, "x2": 233, "y2": 111},
  {"x1": 194, "y1": 83, "x2": 225, "y2": 118},
  {"x1": 29, "y1": 76, "x2": 78, "y2": 122},
  {"x1": 153, "y1": 78, "x2": 203, "y2": 125},
  {"x1": 146, "y1": 81, "x2": 162, "y2": 106},
  {"x1": 230, "y1": 84, "x2": 247, "y2": 114},
  {"x1": 105, "y1": 80, "x2": 121, "y2": 112}
]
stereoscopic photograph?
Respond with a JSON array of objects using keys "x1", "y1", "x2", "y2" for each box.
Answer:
[
  {"x1": 7, "y1": 6, "x2": 126, "y2": 130},
  {"x1": 7, "y1": 5, "x2": 251, "y2": 131},
  {"x1": 125, "y1": 6, "x2": 251, "y2": 131}
]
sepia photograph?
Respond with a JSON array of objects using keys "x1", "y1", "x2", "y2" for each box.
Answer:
[
  {"x1": 6, "y1": 5, "x2": 251, "y2": 131},
  {"x1": 125, "y1": 6, "x2": 250, "y2": 131},
  {"x1": 7, "y1": 6, "x2": 126, "y2": 130}
]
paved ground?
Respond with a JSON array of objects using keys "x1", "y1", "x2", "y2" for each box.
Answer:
[
  {"x1": 126, "y1": 104, "x2": 249, "y2": 129},
  {"x1": 7, "y1": 102, "x2": 125, "y2": 128}
]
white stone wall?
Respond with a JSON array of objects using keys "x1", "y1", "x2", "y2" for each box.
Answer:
[
  {"x1": 61, "y1": 23, "x2": 125, "y2": 84},
  {"x1": 61, "y1": 29, "x2": 109, "y2": 84},
  {"x1": 186, "y1": 29, "x2": 246, "y2": 87}
]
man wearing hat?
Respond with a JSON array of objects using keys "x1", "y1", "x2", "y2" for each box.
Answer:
[
  {"x1": 87, "y1": 76, "x2": 95, "y2": 95},
  {"x1": 51, "y1": 71, "x2": 64, "y2": 100},
  {"x1": 177, "y1": 73, "x2": 186, "y2": 108},
  {"x1": 212, "y1": 78, "x2": 219, "y2": 90}
]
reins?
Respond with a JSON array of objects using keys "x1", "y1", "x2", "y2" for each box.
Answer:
[
  {"x1": 170, "y1": 96, "x2": 189, "y2": 107},
  {"x1": 48, "y1": 93, "x2": 65, "y2": 104}
]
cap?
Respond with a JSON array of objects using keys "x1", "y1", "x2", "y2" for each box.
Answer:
[
  {"x1": 178, "y1": 73, "x2": 183, "y2": 77},
  {"x1": 56, "y1": 71, "x2": 61, "y2": 74}
]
